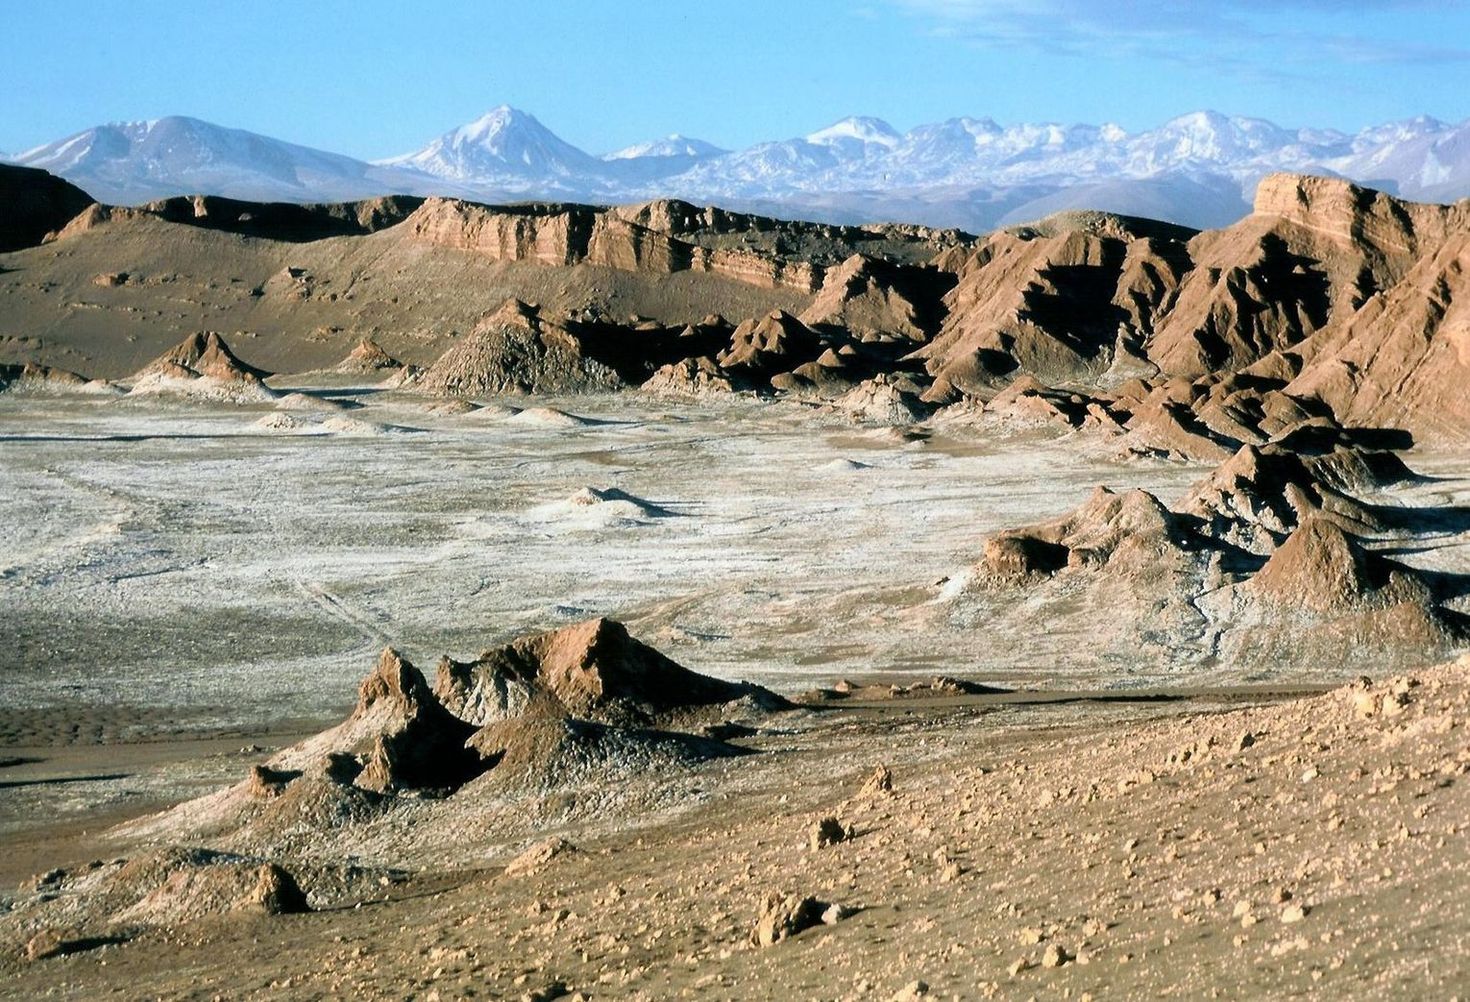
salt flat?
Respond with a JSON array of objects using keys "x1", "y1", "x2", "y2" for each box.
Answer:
[{"x1": 0, "y1": 391, "x2": 1217, "y2": 731}]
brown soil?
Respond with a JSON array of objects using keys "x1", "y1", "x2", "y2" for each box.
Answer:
[{"x1": 3, "y1": 665, "x2": 1464, "y2": 998}]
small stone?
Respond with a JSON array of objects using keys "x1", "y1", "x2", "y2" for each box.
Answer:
[
  {"x1": 753, "y1": 892, "x2": 827, "y2": 947},
  {"x1": 24, "y1": 929, "x2": 64, "y2": 962},
  {"x1": 1282, "y1": 904, "x2": 1309, "y2": 924},
  {"x1": 821, "y1": 903, "x2": 853, "y2": 925},
  {"x1": 246, "y1": 764, "x2": 294, "y2": 799},
  {"x1": 811, "y1": 816, "x2": 853, "y2": 851},
  {"x1": 521, "y1": 981, "x2": 569, "y2": 1002},
  {"x1": 890, "y1": 980, "x2": 930, "y2": 1001},
  {"x1": 506, "y1": 838, "x2": 574, "y2": 877},
  {"x1": 860, "y1": 765, "x2": 894, "y2": 797},
  {"x1": 1042, "y1": 943, "x2": 1071, "y2": 968}
]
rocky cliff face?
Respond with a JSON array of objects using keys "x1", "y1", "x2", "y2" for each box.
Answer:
[
  {"x1": 917, "y1": 225, "x2": 1190, "y2": 391},
  {"x1": 1147, "y1": 173, "x2": 1465, "y2": 378},
  {"x1": 48, "y1": 193, "x2": 422, "y2": 244},
  {"x1": 1286, "y1": 229, "x2": 1470, "y2": 442},
  {"x1": 400, "y1": 197, "x2": 962, "y2": 295},
  {"x1": 907, "y1": 174, "x2": 1470, "y2": 444},
  {"x1": 798, "y1": 254, "x2": 954, "y2": 343},
  {"x1": 402, "y1": 198, "x2": 826, "y2": 292},
  {"x1": 0, "y1": 163, "x2": 95, "y2": 252}
]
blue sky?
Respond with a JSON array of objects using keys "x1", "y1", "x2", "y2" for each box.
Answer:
[{"x1": 5, "y1": 0, "x2": 1469, "y2": 157}]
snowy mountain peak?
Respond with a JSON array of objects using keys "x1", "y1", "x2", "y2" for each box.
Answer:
[
  {"x1": 447, "y1": 105, "x2": 538, "y2": 145},
  {"x1": 603, "y1": 134, "x2": 727, "y2": 161},
  {"x1": 12, "y1": 107, "x2": 1470, "y2": 233},
  {"x1": 1142, "y1": 110, "x2": 1293, "y2": 164},
  {"x1": 805, "y1": 116, "x2": 902, "y2": 148},
  {"x1": 379, "y1": 105, "x2": 600, "y2": 183},
  {"x1": 13, "y1": 115, "x2": 430, "y2": 205},
  {"x1": 1163, "y1": 109, "x2": 1231, "y2": 131}
]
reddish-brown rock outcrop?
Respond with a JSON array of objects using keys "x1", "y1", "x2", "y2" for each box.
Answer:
[
  {"x1": 278, "y1": 647, "x2": 481, "y2": 794},
  {"x1": 917, "y1": 220, "x2": 1191, "y2": 391},
  {"x1": 333, "y1": 338, "x2": 403, "y2": 375},
  {"x1": 799, "y1": 253, "x2": 951, "y2": 342},
  {"x1": 1149, "y1": 174, "x2": 1467, "y2": 378},
  {"x1": 403, "y1": 198, "x2": 824, "y2": 293},
  {"x1": 1286, "y1": 229, "x2": 1470, "y2": 443},
  {"x1": 1250, "y1": 517, "x2": 1430, "y2": 613},
  {"x1": 435, "y1": 616, "x2": 786, "y2": 728},
  {"x1": 717, "y1": 310, "x2": 823, "y2": 385}
]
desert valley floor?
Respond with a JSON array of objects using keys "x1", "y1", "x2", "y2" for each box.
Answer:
[
  {"x1": 3, "y1": 387, "x2": 1470, "y2": 1000},
  {"x1": 1, "y1": 391, "x2": 1223, "y2": 722},
  {"x1": 8, "y1": 392, "x2": 1470, "y2": 721}
]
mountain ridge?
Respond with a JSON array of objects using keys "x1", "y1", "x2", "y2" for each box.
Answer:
[
  {"x1": 8, "y1": 106, "x2": 1470, "y2": 233},
  {"x1": 8, "y1": 105, "x2": 1470, "y2": 232}
]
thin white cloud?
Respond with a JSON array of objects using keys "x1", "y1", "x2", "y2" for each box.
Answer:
[{"x1": 891, "y1": 0, "x2": 1470, "y2": 70}]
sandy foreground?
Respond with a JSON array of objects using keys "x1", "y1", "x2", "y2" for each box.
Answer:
[
  {"x1": 2, "y1": 391, "x2": 1469, "y2": 999},
  {"x1": 2, "y1": 666, "x2": 1467, "y2": 999}
]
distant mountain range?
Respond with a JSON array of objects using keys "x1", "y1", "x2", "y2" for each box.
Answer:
[{"x1": 9, "y1": 105, "x2": 1470, "y2": 231}]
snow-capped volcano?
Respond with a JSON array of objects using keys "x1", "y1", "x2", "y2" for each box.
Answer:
[
  {"x1": 11, "y1": 116, "x2": 436, "y2": 205},
  {"x1": 603, "y1": 134, "x2": 727, "y2": 161},
  {"x1": 805, "y1": 116, "x2": 903, "y2": 151},
  {"x1": 376, "y1": 105, "x2": 602, "y2": 190},
  {"x1": 599, "y1": 133, "x2": 729, "y2": 185},
  {"x1": 13, "y1": 107, "x2": 1470, "y2": 231}
]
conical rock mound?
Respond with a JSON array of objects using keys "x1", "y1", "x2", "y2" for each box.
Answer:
[
  {"x1": 798, "y1": 253, "x2": 940, "y2": 342},
  {"x1": 417, "y1": 299, "x2": 623, "y2": 396},
  {"x1": 0, "y1": 361, "x2": 115, "y2": 396},
  {"x1": 276, "y1": 647, "x2": 480, "y2": 794},
  {"x1": 716, "y1": 310, "x2": 822, "y2": 385},
  {"x1": 979, "y1": 486, "x2": 1197, "y2": 581},
  {"x1": 122, "y1": 619, "x2": 789, "y2": 850},
  {"x1": 334, "y1": 338, "x2": 402, "y2": 374},
  {"x1": 1250, "y1": 517, "x2": 1428, "y2": 613},
  {"x1": 464, "y1": 692, "x2": 745, "y2": 793},
  {"x1": 435, "y1": 617, "x2": 787, "y2": 728},
  {"x1": 129, "y1": 332, "x2": 277, "y2": 401},
  {"x1": 1182, "y1": 443, "x2": 1391, "y2": 554}
]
